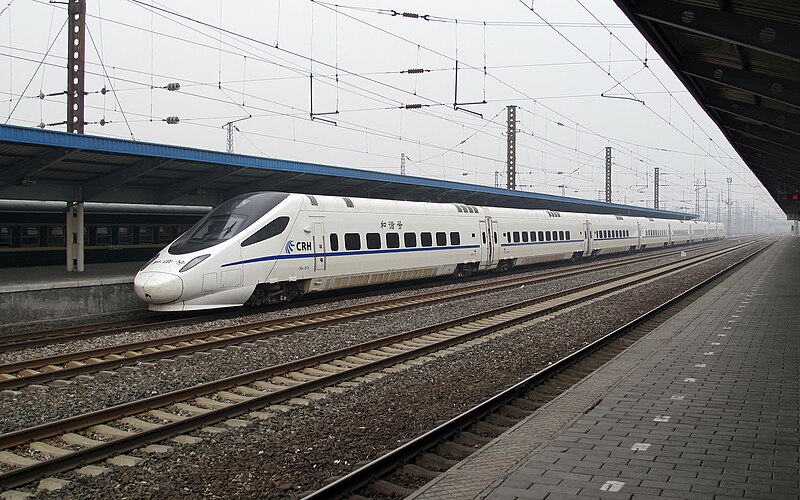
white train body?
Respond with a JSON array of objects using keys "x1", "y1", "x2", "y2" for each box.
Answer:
[{"x1": 134, "y1": 192, "x2": 725, "y2": 311}]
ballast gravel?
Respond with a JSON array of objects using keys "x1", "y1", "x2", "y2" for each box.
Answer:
[
  {"x1": 2, "y1": 240, "x2": 768, "y2": 499},
  {"x1": 0, "y1": 246, "x2": 709, "y2": 432}
]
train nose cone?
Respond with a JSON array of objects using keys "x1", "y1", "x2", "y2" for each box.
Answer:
[{"x1": 134, "y1": 272, "x2": 183, "y2": 304}]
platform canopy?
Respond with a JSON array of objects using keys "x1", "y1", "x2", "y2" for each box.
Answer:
[
  {"x1": 0, "y1": 123, "x2": 691, "y2": 219},
  {"x1": 615, "y1": 0, "x2": 800, "y2": 218}
]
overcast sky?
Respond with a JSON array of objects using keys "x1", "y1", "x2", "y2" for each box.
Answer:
[{"x1": 0, "y1": 0, "x2": 786, "y2": 229}]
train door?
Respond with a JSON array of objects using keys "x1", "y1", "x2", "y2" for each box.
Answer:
[
  {"x1": 479, "y1": 217, "x2": 499, "y2": 269},
  {"x1": 313, "y1": 222, "x2": 326, "y2": 272},
  {"x1": 584, "y1": 220, "x2": 593, "y2": 256},
  {"x1": 636, "y1": 221, "x2": 642, "y2": 249}
]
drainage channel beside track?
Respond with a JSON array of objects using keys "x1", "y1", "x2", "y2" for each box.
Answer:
[{"x1": 0, "y1": 239, "x2": 759, "y2": 490}]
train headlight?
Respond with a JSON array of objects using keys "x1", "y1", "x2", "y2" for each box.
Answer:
[{"x1": 179, "y1": 254, "x2": 210, "y2": 272}]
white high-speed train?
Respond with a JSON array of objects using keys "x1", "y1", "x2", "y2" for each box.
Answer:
[{"x1": 134, "y1": 192, "x2": 725, "y2": 311}]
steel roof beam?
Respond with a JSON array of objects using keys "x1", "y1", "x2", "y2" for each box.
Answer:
[
  {"x1": 0, "y1": 148, "x2": 78, "y2": 189},
  {"x1": 737, "y1": 138, "x2": 800, "y2": 164},
  {"x1": 725, "y1": 122, "x2": 800, "y2": 155},
  {"x1": 159, "y1": 166, "x2": 244, "y2": 203},
  {"x1": 707, "y1": 96, "x2": 800, "y2": 136},
  {"x1": 82, "y1": 158, "x2": 173, "y2": 201},
  {"x1": 635, "y1": 2, "x2": 800, "y2": 63},
  {"x1": 681, "y1": 58, "x2": 800, "y2": 110}
]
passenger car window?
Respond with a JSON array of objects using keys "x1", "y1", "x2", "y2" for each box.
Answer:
[
  {"x1": 20, "y1": 226, "x2": 39, "y2": 247},
  {"x1": 345, "y1": 233, "x2": 361, "y2": 250},
  {"x1": 559, "y1": 231, "x2": 564, "y2": 241},
  {"x1": 522, "y1": 232, "x2": 528, "y2": 243},
  {"x1": 330, "y1": 233, "x2": 339, "y2": 251},
  {"x1": 404, "y1": 232, "x2": 417, "y2": 248},
  {"x1": 386, "y1": 233, "x2": 400, "y2": 248},
  {"x1": 450, "y1": 232, "x2": 460, "y2": 245},
  {"x1": 513, "y1": 232, "x2": 520, "y2": 243},
  {"x1": 241, "y1": 216, "x2": 291, "y2": 247},
  {"x1": 436, "y1": 232, "x2": 447, "y2": 246},
  {"x1": 421, "y1": 232, "x2": 433, "y2": 247},
  {"x1": 366, "y1": 233, "x2": 381, "y2": 250}
]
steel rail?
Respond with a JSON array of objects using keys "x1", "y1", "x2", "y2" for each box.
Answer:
[
  {"x1": 0, "y1": 241, "x2": 736, "y2": 390},
  {"x1": 303, "y1": 241, "x2": 772, "y2": 499},
  {"x1": 0, "y1": 240, "x2": 758, "y2": 489},
  {"x1": 0, "y1": 240, "x2": 728, "y2": 353}
]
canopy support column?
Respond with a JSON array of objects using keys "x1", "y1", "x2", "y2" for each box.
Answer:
[{"x1": 66, "y1": 202, "x2": 85, "y2": 272}]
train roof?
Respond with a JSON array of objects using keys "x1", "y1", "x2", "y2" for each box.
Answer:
[{"x1": 0, "y1": 199, "x2": 210, "y2": 215}]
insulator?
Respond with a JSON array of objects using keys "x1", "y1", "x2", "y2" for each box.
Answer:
[
  {"x1": 38, "y1": 122, "x2": 46, "y2": 129},
  {"x1": 38, "y1": 92, "x2": 45, "y2": 100},
  {"x1": 166, "y1": 82, "x2": 181, "y2": 91},
  {"x1": 100, "y1": 87, "x2": 108, "y2": 95},
  {"x1": 402, "y1": 12, "x2": 419, "y2": 18},
  {"x1": 404, "y1": 104, "x2": 422, "y2": 109},
  {"x1": 406, "y1": 68, "x2": 425, "y2": 74},
  {"x1": 165, "y1": 116, "x2": 180, "y2": 124},
  {"x1": 99, "y1": 119, "x2": 107, "y2": 126}
]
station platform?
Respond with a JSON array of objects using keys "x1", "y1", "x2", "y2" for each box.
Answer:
[
  {"x1": 0, "y1": 262, "x2": 145, "y2": 327},
  {"x1": 411, "y1": 237, "x2": 798, "y2": 499}
]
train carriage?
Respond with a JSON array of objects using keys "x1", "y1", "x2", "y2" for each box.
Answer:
[
  {"x1": 134, "y1": 192, "x2": 725, "y2": 312},
  {"x1": 584, "y1": 214, "x2": 640, "y2": 256}
]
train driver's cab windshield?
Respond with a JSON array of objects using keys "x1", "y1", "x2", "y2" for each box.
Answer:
[
  {"x1": 168, "y1": 192, "x2": 289, "y2": 255},
  {"x1": 188, "y1": 215, "x2": 246, "y2": 242}
]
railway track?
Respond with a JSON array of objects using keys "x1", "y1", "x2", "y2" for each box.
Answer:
[
  {"x1": 305, "y1": 239, "x2": 772, "y2": 499},
  {"x1": 0, "y1": 240, "x2": 738, "y2": 390},
  {"x1": 0, "y1": 240, "x2": 729, "y2": 353},
  {"x1": 0, "y1": 239, "x2": 762, "y2": 490}
]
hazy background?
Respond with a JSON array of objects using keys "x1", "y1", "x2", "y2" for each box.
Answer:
[{"x1": 0, "y1": 0, "x2": 786, "y2": 231}]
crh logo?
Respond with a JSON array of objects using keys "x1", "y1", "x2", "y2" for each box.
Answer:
[{"x1": 285, "y1": 240, "x2": 312, "y2": 254}]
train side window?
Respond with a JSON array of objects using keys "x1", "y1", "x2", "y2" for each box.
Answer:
[
  {"x1": 366, "y1": 233, "x2": 381, "y2": 250},
  {"x1": 48, "y1": 226, "x2": 65, "y2": 246},
  {"x1": 421, "y1": 232, "x2": 433, "y2": 247},
  {"x1": 481, "y1": 232, "x2": 486, "y2": 244},
  {"x1": 566, "y1": 231, "x2": 571, "y2": 240},
  {"x1": 344, "y1": 233, "x2": 361, "y2": 251},
  {"x1": 158, "y1": 226, "x2": 173, "y2": 243},
  {"x1": 330, "y1": 233, "x2": 339, "y2": 251},
  {"x1": 559, "y1": 230, "x2": 564, "y2": 240},
  {"x1": 96, "y1": 226, "x2": 111, "y2": 245},
  {"x1": 404, "y1": 232, "x2": 417, "y2": 248},
  {"x1": 505, "y1": 232, "x2": 511, "y2": 243},
  {"x1": 0, "y1": 227, "x2": 10, "y2": 247},
  {"x1": 139, "y1": 226, "x2": 154, "y2": 244},
  {"x1": 386, "y1": 232, "x2": 400, "y2": 248},
  {"x1": 536, "y1": 231, "x2": 543, "y2": 241},
  {"x1": 545, "y1": 231, "x2": 551, "y2": 242},
  {"x1": 242, "y1": 217, "x2": 291, "y2": 247},
  {"x1": 450, "y1": 232, "x2": 460, "y2": 245},
  {"x1": 118, "y1": 227, "x2": 132, "y2": 245},
  {"x1": 513, "y1": 231, "x2": 520, "y2": 243},
  {"x1": 521, "y1": 231, "x2": 528, "y2": 243},
  {"x1": 530, "y1": 231, "x2": 536, "y2": 242},
  {"x1": 493, "y1": 232, "x2": 497, "y2": 243},
  {"x1": 436, "y1": 232, "x2": 447, "y2": 246},
  {"x1": 20, "y1": 226, "x2": 40, "y2": 247}
]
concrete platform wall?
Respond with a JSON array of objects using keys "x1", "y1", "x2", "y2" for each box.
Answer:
[{"x1": 0, "y1": 284, "x2": 145, "y2": 326}]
